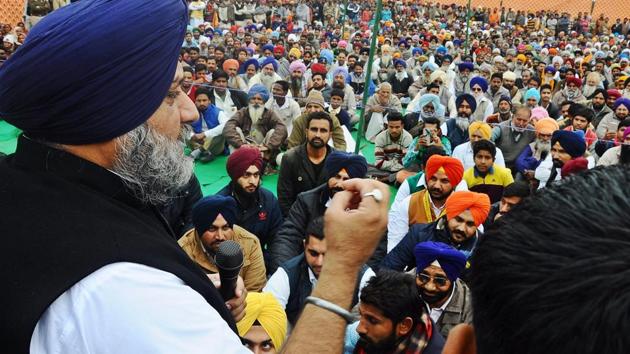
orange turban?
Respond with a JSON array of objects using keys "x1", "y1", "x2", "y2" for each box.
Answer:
[
  {"x1": 445, "y1": 191, "x2": 491, "y2": 227},
  {"x1": 535, "y1": 118, "x2": 559, "y2": 135},
  {"x1": 425, "y1": 155, "x2": 464, "y2": 188},
  {"x1": 222, "y1": 59, "x2": 240, "y2": 72}
]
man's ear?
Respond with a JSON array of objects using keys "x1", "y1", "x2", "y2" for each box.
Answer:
[{"x1": 396, "y1": 317, "x2": 414, "y2": 337}]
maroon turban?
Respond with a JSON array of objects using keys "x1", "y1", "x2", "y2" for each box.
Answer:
[{"x1": 226, "y1": 146, "x2": 263, "y2": 181}]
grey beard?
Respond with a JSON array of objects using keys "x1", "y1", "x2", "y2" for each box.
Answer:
[
  {"x1": 533, "y1": 139, "x2": 551, "y2": 160},
  {"x1": 112, "y1": 123, "x2": 194, "y2": 206},
  {"x1": 249, "y1": 104, "x2": 264, "y2": 123},
  {"x1": 456, "y1": 117, "x2": 470, "y2": 132}
]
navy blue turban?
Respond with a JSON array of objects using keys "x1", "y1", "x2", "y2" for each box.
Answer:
[
  {"x1": 192, "y1": 195, "x2": 238, "y2": 235},
  {"x1": 470, "y1": 77, "x2": 488, "y2": 92},
  {"x1": 458, "y1": 61, "x2": 474, "y2": 72},
  {"x1": 324, "y1": 151, "x2": 367, "y2": 179},
  {"x1": 551, "y1": 130, "x2": 586, "y2": 158},
  {"x1": 0, "y1": 0, "x2": 188, "y2": 145},
  {"x1": 262, "y1": 44, "x2": 275, "y2": 52},
  {"x1": 456, "y1": 94, "x2": 477, "y2": 113},
  {"x1": 394, "y1": 59, "x2": 407, "y2": 68},
  {"x1": 414, "y1": 241, "x2": 466, "y2": 281}
]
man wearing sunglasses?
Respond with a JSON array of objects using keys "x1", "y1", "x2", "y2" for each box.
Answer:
[{"x1": 414, "y1": 241, "x2": 471, "y2": 339}]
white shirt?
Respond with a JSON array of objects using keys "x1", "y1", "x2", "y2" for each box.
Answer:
[
  {"x1": 428, "y1": 282, "x2": 457, "y2": 324},
  {"x1": 214, "y1": 90, "x2": 238, "y2": 118},
  {"x1": 31, "y1": 262, "x2": 249, "y2": 354},
  {"x1": 264, "y1": 265, "x2": 376, "y2": 309},
  {"x1": 203, "y1": 110, "x2": 230, "y2": 138},
  {"x1": 265, "y1": 97, "x2": 301, "y2": 135},
  {"x1": 451, "y1": 141, "x2": 506, "y2": 170}
]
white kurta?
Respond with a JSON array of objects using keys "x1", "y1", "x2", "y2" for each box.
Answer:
[{"x1": 31, "y1": 262, "x2": 250, "y2": 354}]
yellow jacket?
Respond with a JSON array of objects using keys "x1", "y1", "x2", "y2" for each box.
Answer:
[{"x1": 178, "y1": 225, "x2": 267, "y2": 292}]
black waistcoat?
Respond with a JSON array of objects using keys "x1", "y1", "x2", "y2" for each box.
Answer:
[{"x1": 0, "y1": 136, "x2": 236, "y2": 353}]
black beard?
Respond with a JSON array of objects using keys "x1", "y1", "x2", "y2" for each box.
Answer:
[
  {"x1": 233, "y1": 181, "x2": 258, "y2": 208},
  {"x1": 420, "y1": 283, "x2": 453, "y2": 305},
  {"x1": 621, "y1": 144, "x2": 630, "y2": 164},
  {"x1": 308, "y1": 137, "x2": 326, "y2": 149},
  {"x1": 303, "y1": 59, "x2": 311, "y2": 65},
  {"x1": 357, "y1": 331, "x2": 399, "y2": 354},
  {"x1": 552, "y1": 158, "x2": 565, "y2": 168},
  {"x1": 332, "y1": 82, "x2": 345, "y2": 90},
  {"x1": 592, "y1": 103, "x2": 604, "y2": 110}
]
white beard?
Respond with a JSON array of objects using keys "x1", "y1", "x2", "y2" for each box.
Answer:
[
  {"x1": 249, "y1": 104, "x2": 264, "y2": 124},
  {"x1": 533, "y1": 139, "x2": 551, "y2": 160},
  {"x1": 582, "y1": 85, "x2": 597, "y2": 98},
  {"x1": 395, "y1": 71, "x2": 408, "y2": 81},
  {"x1": 381, "y1": 55, "x2": 392, "y2": 67},
  {"x1": 260, "y1": 73, "x2": 276, "y2": 91}
]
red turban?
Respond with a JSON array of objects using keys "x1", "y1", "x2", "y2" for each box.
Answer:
[
  {"x1": 311, "y1": 63, "x2": 328, "y2": 74},
  {"x1": 445, "y1": 191, "x2": 491, "y2": 227},
  {"x1": 226, "y1": 146, "x2": 263, "y2": 181},
  {"x1": 565, "y1": 76, "x2": 582, "y2": 88},
  {"x1": 424, "y1": 155, "x2": 464, "y2": 188}
]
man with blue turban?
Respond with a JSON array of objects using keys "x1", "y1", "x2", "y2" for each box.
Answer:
[
  {"x1": 179, "y1": 195, "x2": 267, "y2": 292},
  {"x1": 249, "y1": 57, "x2": 283, "y2": 91},
  {"x1": 268, "y1": 150, "x2": 368, "y2": 273},
  {"x1": 442, "y1": 94, "x2": 477, "y2": 148},
  {"x1": 389, "y1": 59, "x2": 414, "y2": 104},
  {"x1": 455, "y1": 61, "x2": 475, "y2": 96},
  {"x1": 469, "y1": 76, "x2": 494, "y2": 121},
  {"x1": 413, "y1": 241, "x2": 471, "y2": 338},
  {"x1": 223, "y1": 84, "x2": 287, "y2": 166},
  {"x1": 0, "y1": 0, "x2": 251, "y2": 352}
]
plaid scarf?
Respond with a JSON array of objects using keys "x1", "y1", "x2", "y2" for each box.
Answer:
[{"x1": 354, "y1": 313, "x2": 433, "y2": 354}]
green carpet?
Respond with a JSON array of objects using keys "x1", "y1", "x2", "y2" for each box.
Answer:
[{"x1": 0, "y1": 121, "x2": 396, "y2": 201}]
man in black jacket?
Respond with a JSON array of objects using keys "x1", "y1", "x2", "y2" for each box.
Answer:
[
  {"x1": 207, "y1": 70, "x2": 249, "y2": 118},
  {"x1": 160, "y1": 174, "x2": 203, "y2": 239},
  {"x1": 277, "y1": 111, "x2": 334, "y2": 216},
  {"x1": 217, "y1": 146, "x2": 283, "y2": 271},
  {"x1": 267, "y1": 150, "x2": 368, "y2": 273}
]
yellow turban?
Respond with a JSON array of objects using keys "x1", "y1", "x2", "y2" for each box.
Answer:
[
  {"x1": 289, "y1": 47, "x2": 302, "y2": 59},
  {"x1": 468, "y1": 121, "x2": 492, "y2": 140},
  {"x1": 237, "y1": 292, "x2": 287, "y2": 351},
  {"x1": 516, "y1": 54, "x2": 527, "y2": 62}
]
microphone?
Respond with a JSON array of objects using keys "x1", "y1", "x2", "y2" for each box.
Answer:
[{"x1": 214, "y1": 240, "x2": 244, "y2": 301}]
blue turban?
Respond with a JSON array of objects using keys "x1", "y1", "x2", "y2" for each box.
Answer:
[
  {"x1": 332, "y1": 66, "x2": 348, "y2": 80},
  {"x1": 394, "y1": 59, "x2": 407, "y2": 68},
  {"x1": 456, "y1": 94, "x2": 477, "y2": 113},
  {"x1": 412, "y1": 47, "x2": 424, "y2": 56},
  {"x1": 262, "y1": 57, "x2": 278, "y2": 71},
  {"x1": 524, "y1": 88, "x2": 541, "y2": 103},
  {"x1": 319, "y1": 49, "x2": 334, "y2": 65},
  {"x1": 613, "y1": 97, "x2": 630, "y2": 111},
  {"x1": 442, "y1": 54, "x2": 453, "y2": 62},
  {"x1": 248, "y1": 84, "x2": 270, "y2": 102},
  {"x1": 458, "y1": 61, "x2": 474, "y2": 72},
  {"x1": 0, "y1": 0, "x2": 188, "y2": 145},
  {"x1": 412, "y1": 93, "x2": 445, "y2": 117},
  {"x1": 324, "y1": 151, "x2": 367, "y2": 179},
  {"x1": 421, "y1": 61, "x2": 438, "y2": 72},
  {"x1": 244, "y1": 58, "x2": 260, "y2": 71},
  {"x1": 436, "y1": 46, "x2": 447, "y2": 55},
  {"x1": 414, "y1": 241, "x2": 466, "y2": 281},
  {"x1": 545, "y1": 65, "x2": 556, "y2": 74},
  {"x1": 192, "y1": 195, "x2": 238, "y2": 235},
  {"x1": 262, "y1": 44, "x2": 275, "y2": 52},
  {"x1": 470, "y1": 76, "x2": 488, "y2": 92},
  {"x1": 551, "y1": 130, "x2": 586, "y2": 158}
]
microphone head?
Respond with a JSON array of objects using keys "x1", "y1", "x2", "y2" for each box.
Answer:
[{"x1": 215, "y1": 240, "x2": 244, "y2": 274}]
